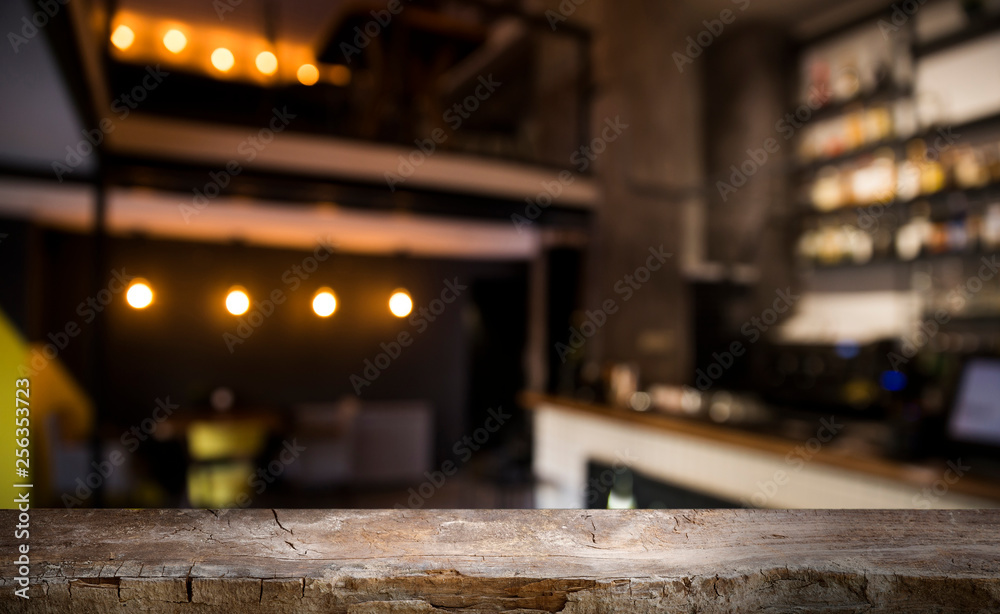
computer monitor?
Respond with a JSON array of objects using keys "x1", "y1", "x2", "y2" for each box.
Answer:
[{"x1": 948, "y1": 358, "x2": 1000, "y2": 448}]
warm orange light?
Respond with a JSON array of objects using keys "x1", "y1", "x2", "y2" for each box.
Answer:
[
  {"x1": 163, "y1": 29, "x2": 187, "y2": 53},
  {"x1": 126, "y1": 280, "x2": 153, "y2": 309},
  {"x1": 329, "y1": 64, "x2": 351, "y2": 86},
  {"x1": 211, "y1": 48, "x2": 235, "y2": 72},
  {"x1": 255, "y1": 51, "x2": 278, "y2": 75},
  {"x1": 111, "y1": 25, "x2": 135, "y2": 50},
  {"x1": 297, "y1": 63, "x2": 319, "y2": 86},
  {"x1": 389, "y1": 290, "x2": 413, "y2": 318},
  {"x1": 312, "y1": 288, "x2": 337, "y2": 317},
  {"x1": 225, "y1": 287, "x2": 250, "y2": 315}
]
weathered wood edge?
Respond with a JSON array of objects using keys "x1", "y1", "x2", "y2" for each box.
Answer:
[{"x1": 0, "y1": 509, "x2": 998, "y2": 612}]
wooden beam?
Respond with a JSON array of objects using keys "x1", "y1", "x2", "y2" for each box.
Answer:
[{"x1": 2, "y1": 509, "x2": 999, "y2": 611}]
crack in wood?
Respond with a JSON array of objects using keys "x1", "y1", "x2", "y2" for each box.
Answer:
[{"x1": 5, "y1": 509, "x2": 1000, "y2": 611}]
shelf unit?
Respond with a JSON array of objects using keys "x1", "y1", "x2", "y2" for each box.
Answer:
[{"x1": 791, "y1": 5, "x2": 1000, "y2": 271}]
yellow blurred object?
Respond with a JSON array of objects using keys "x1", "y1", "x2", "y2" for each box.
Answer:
[
  {"x1": 0, "y1": 307, "x2": 94, "y2": 507},
  {"x1": 187, "y1": 420, "x2": 268, "y2": 461},
  {"x1": 0, "y1": 312, "x2": 30, "y2": 508},
  {"x1": 843, "y1": 378, "x2": 877, "y2": 407},
  {"x1": 187, "y1": 461, "x2": 255, "y2": 508}
]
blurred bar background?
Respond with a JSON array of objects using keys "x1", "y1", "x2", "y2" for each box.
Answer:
[{"x1": 1, "y1": 0, "x2": 999, "y2": 510}]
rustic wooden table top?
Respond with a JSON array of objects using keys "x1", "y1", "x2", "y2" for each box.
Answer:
[{"x1": 1, "y1": 508, "x2": 998, "y2": 612}]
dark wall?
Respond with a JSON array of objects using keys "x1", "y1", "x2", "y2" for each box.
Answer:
[
  {"x1": 28, "y1": 227, "x2": 528, "y2": 461},
  {"x1": 0, "y1": 219, "x2": 32, "y2": 334}
]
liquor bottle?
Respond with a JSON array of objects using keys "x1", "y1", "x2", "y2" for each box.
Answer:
[
  {"x1": 817, "y1": 225, "x2": 845, "y2": 264},
  {"x1": 846, "y1": 110, "x2": 865, "y2": 151},
  {"x1": 946, "y1": 219, "x2": 969, "y2": 253},
  {"x1": 954, "y1": 144, "x2": 989, "y2": 189},
  {"x1": 966, "y1": 211, "x2": 984, "y2": 252},
  {"x1": 811, "y1": 166, "x2": 843, "y2": 211},
  {"x1": 865, "y1": 106, "x2": 893, "y2": 145},
  {"x1": 983, "y1": 203, "x2": 1000, "y2": 250},
  {"x1": 918, "y1": 140, "x2": 946, "y2": 195},
  {"x1": 851, "y1": 149, "x2": 896, "y2": 205},
  {"x1": 986, "y1": 142, "x2": 1000, "y2": 183},
  {"x1": 896, "y1": 140, "x2": 924, "y2": 202},
  {"x1": 807, "y1": 60, "x2": 831, "y2": 108},
  {"x1": 834, "y1": 59, "x2": 861, "y2": 102},
  {"x1": 928, "y1": 221, "x2": 950, "y2": 254},
  {"x1": 845, "y1": 224, "x2": 875, "y2": 263},
  {"x1": 797, "y1": 222, "x2": 820, "y2": 263},
  {"x1": 896, "y1": 204, "x2": 932, "y2": 260}
]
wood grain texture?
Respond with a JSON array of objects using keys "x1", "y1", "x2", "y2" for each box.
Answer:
[{"x1": 1, "y1": 509, "x2": 998, "y2": 612}]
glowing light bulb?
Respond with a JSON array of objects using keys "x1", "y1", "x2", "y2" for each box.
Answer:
[
  {"x1": 111, "y1": 25, "x2": 135, "y2": 50},
  {"x1": 163, "y1": 29, "x2": 187, "y2": 53},
  {"x1": 126, "y1": 280, "x2": 153, "y2": 309},
  {"x1": 255, "y1": 51, "x2": 278, "y2": 75},
  {"x1": 312, "y1": 289, "x2": 337, "y2": 317},
  {"x1": 226, "y1": 288, "x2": 250, "y2": 315},
  {"x1": 389, "y1": 290, "x2": 412, "y2": 318},
  {"x1": 211, "y1": 48, "x2": 235, "y2": 72},
  {"x1": 296, "y1": 63, "x2": 319, "y2": 86}
]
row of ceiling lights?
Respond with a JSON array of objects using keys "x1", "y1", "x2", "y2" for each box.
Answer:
[
  {"x1": 125, "y1": 280, "x2": 414, "y2": 318},
  {"x1": 109, "y1": 22, "x2": 347, "y2": 87}
]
